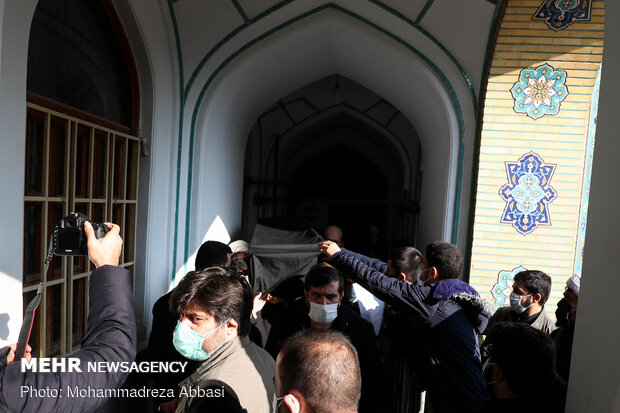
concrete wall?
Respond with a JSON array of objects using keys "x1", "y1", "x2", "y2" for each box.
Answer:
[
  {"x1": 567, "y1": 1, "x2": 620, "y2": 410},
  {"x1": 0, "y1": 0, "x2": 37, "y2": 344}
]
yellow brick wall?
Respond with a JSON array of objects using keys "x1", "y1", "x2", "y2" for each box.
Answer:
[{"x1": 469, "y1": 0, "x2": 604, "y2": 310}]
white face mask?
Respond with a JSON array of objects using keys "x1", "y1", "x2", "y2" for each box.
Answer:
[
  {"x1": 308, "y1": 301, "x2": 339, "y2": 324},
  {"x1": 509, "y1": 292, "x2": 533, "y2": 314}
]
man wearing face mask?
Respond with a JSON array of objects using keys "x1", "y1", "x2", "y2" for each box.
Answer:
[
  {"x1": 485, "y1": 270, "x2": 556, "y2": 336},
  {"x1": 170, "y1": 267, "x2": 275, "y2": 413},
  {"x1": 265, "y1": 264, "x2": 384, "y2": 413},
  {"x1": 480, "y1": 322, "x2": 567, "y2": 413}
]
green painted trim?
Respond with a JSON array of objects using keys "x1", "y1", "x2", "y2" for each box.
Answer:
[
  {"x1": 464, "y1": 0, "x2": 505, "y2": 279},
  {"x1": 230, "y1": 0, "x2": 250, "y2": 23},
  {"x1": 167, "y1": 0, "x2": 187, "y2": 279},
  {"x1": 184, "y1": 0, "x2": 295, "y2": 101},
  {"x1": 181, "y1": 3, "x2": 467, "y2": 263},
  {"x1": 370, "y1": 0, "x2": 477, "y2": 111},
  {"x1": 415, "y1": 0, "x2": 435, "y2": 25}
]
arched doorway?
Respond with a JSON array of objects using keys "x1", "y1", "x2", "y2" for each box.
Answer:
[
  {"x1": 183, "y1": 9, "x2": 470, "y2": 272},
  {"x1": 242, "y1": 75, "x2": 421, "y2": 254}
]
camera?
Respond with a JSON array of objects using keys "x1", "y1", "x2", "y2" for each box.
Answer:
[{"x1": 53, "y1": 212, "x2": 109, "y2": 256}]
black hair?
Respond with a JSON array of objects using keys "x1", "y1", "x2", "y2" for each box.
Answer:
[
  {"x1": 304, "y1": 264, "x2": 344, "y2": 294},
  {"x1": 424, "y1": 241, "x2": 464, "y2": 280},
  {"x1": 170, "y1": 267, "x2": 252, "y2": 336},
  {"x1": 514, "y1": 270, "x2": 552, "y2": 305},
  {"x1": 485, "y1": 322, "x2": 565, "y2": 399},
  {"x1": 389, "y1": 246, "x2": 422, "y2": 283},
  {"x1": 195, "y1": 241, "x2": 232, "y2": 270}
]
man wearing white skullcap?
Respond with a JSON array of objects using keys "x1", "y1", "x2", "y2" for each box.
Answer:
[{"x1": 551, "y1": 273, "x2": 581, "y2": 381}]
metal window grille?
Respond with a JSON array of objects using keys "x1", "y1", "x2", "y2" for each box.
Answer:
[{"x1": 23, "y1": 102, "x2": 139, "y2": 357}]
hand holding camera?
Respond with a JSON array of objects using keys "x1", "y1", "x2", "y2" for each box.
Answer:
[
  {"x1": 53, "y1": 212, "x2": 122, "y2": 268},
  {"x1": 85, "y1": 221, "x2": 122, "y2": 268}
]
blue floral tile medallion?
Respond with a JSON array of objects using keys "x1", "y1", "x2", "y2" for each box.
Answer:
[
  {"x1": 532, "y1": 0, "x2": 592, "y2": 31},
  {"x1": 491, "y1": 266, "x2": 527, "y2": 309},
  {"x1": 499, "y1": 152, "x2": 558, "y2": 235},
  {"x1": 510, "y1": 64, "x2": 569, "y2": 120}
]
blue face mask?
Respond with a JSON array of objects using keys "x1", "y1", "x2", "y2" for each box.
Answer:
[
  {"x1": 172, "y1": 320, "x2": 222, "y2": 361},
  {"x1": 509, "y1": 292, "x2": 533, "y2": 314}
]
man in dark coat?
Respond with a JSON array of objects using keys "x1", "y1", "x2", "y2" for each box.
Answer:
[
  {"x1": 320, "y1": 240, "x2": 492, "y2": 413},
  {"x1": 0, "y1": 221, "x2": 136, "y2": 413},
  {"x1": 265, "y1": 264, "x2": 385, "y2": 413}
]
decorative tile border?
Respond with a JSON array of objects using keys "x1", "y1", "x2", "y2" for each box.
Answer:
[
  {"x1": 499, "y1": 152, "x2": 558, "y2": 235},
  {"x1": 491, "y1": 266, "x2": 527, "y2": 308},
  {"x1": 573, "y1": 68, "x2": 600, "y2": 276},
  {"x1": 510, "y1": 63, "x2": 569, "y2": 120},
  {"x1": 532, "y1": 0, "x2": 593, "y2": 31}
]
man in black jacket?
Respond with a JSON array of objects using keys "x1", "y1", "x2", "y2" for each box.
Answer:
[
  {"x1": 265, "y1": 264, "x2": 384, "y2": 413},
  {"x1": 320, "y1": 240, "x2": 492, "y2": 413},
  {"x1": 0, "y1": 221, "x2": 136, "y2": 413}
]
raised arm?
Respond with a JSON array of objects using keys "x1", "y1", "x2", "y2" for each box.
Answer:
[
  {"x1": 0, "y1": 222, "x2": 136, "y2": 413},
  {"x1": 319, "y1": 241, "x2": 432, "y2": 321}
]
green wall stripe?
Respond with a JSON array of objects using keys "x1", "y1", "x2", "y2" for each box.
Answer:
[
  {"x1": 167, "y1": 0, "x2": 187, "y2": 278},
  {"x1": 415, "y1": 0, "x2": 435, "y2": 25},
  {"x1": 230, "y1": 0, "x2": 250, "y2": 23},
  {"x1": 370, "y1": 0, "x2": 477, "y2": 110},
  {"x1": 181, "y1": 3, "x2": 468, "y2": 265},
  {"x1": 184, "y1": 0, "x2": 295, "y2": 101}
]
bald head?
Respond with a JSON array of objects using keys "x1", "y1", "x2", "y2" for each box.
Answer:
[{"x1": 324, "y1": 225, "x2": 343, "y2": 247}]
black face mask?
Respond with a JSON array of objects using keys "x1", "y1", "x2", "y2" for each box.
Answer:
[{"x1": 555, "y1": 298, "x2": 573, "y2": 328}]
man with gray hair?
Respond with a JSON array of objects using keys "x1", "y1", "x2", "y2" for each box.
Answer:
[{"x1": 275, "y1": 329, "x2": 361, "y2": 413}]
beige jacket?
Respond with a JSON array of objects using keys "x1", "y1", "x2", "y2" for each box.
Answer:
[
  {"x1": 487, "y1": 306, "x2": 557, "y2": 334},
  {"x1": 176, "y1": 335, "x2": 275, "y2": 413}
]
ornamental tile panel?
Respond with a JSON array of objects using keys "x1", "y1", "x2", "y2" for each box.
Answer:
[
  {"x1": 532, "y1": 0, "x2": 593, "y2": 31},
  {"x1": 510, "y1": 64, "x2": 569, "y2": 120},
  {"x1": 491, "y1": 266, "x2": 527, "y2": 309},
  {"x1": 499, "y1": 152, "x2": 558, "y2": 235}
]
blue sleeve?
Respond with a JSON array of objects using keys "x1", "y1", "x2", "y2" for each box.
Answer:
[
  {"x1": 340, "y1": 251, "x2": 388, "y2": 273},
  {"x1": 332, "y1": 251, "x2": 433, "y2": 321}
]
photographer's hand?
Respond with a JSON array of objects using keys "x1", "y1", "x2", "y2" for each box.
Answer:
[{"x1": 85, "y1": 221, "x2": 122, "y2": 268}]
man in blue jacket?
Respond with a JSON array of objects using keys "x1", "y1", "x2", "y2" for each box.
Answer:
[
  {"x1": 319, "y1": 240, "x2": 492, "y2": 413},
  {"x1": 0, "y1": 221, "x2": 136, "y2": 413}
]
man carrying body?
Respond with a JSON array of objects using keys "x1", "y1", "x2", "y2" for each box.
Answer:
[
  {"x1": 171, "y1": 267, "x2": 275, "y2": 413},
  {"x1": 485, "y1": 270, "x2": 556, "y2": 335},
  {"x1": 274, "y1": 329, "x2": 361, "y2": 413},
  {"x1": 320, "y1": 240, "x2": 492, "y2": 413},
  {"x1": 265, "y1": 264, "x2": 383, "y2": 413}
]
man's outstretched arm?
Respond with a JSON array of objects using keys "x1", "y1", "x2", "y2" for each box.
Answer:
[{"x1": 0, "y1": 222, "x2": 137, "y2": 413}]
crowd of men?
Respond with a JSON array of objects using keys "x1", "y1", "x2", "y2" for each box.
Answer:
[{"x1": 0, "y1": 223, "x2": 580, "y2": 413}]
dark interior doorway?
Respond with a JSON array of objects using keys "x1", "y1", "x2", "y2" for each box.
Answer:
[{"x1": 288, "y1": 143, "x2": 390, "y2": 258}]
